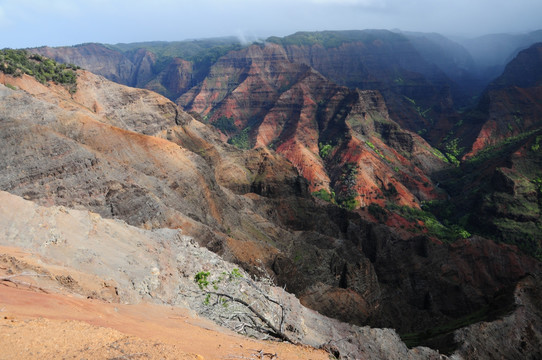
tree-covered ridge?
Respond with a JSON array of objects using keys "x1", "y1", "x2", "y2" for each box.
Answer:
[
  {"x1": 108, "y1": 37, "x2": 242, "y2": 60},
  {"x1": 266, "y1": 29, "x2": 407, "y2": 48},
  {"x1": 0, "y1": 49, "x2": 79, "y2": 90},
  {"x1": 107, "y1": 38, "x2": 244, "y2": 76}
]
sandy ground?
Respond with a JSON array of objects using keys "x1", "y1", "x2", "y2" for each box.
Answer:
[{"x1": 0, "y1": 247, "x2": 329, "y2": 360}]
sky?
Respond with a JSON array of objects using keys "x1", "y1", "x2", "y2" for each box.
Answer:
[{"x1": 1, "y1": 0, "x2": 541, "y2": 49}]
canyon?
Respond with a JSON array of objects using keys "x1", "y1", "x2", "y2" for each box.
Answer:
[{"x1": 0, "y1": 30, "x2": 541, "y2": 358}]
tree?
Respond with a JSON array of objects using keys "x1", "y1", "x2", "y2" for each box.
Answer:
[{"x1": 193, "y1": 266, "x2": 295, "y2": 343}]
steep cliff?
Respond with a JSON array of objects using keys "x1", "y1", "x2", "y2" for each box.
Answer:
[
  {"x1": 32, "y1": 43, "x2": 145, "y2": 86},
  {"x1": 30, "y1": 38, "x2": 243, "y2": 101},
  {"x1": 469, "y1": 43, "x2": 542, "y2": 152},
  {"x1": 266, "y1": 30, "x2": 461, "y2": 144}
]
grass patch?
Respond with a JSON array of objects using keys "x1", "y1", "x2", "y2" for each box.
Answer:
[{"x1": 388, "y1": 204, "x2": 470, "y2": 242}]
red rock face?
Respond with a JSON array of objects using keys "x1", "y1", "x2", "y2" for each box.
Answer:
[
  {"x1": 275, "y1": 36, "x2": 459, "y2": 144},
  {"x1": 179, "y1": 43, "x2": 449, "y2": 211}
]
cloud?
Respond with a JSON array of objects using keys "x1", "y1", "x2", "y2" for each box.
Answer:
[{"x1": 1, "y1": 0, "x2": 541, "y2": 48}]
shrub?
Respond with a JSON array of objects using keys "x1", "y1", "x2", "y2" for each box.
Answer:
[
  {"x1": 228, "y1": 127, "x2": 251, "y2": 149},
  {"x1": 0, "y1": 49, "x2": 78, "y2": 91},
  {"x1": 312, "y1": 189, "x2": 335, "y2": 203},
  {"x1": 319, "y1": 142, "x2": 333, "y2": 159},
  {"x1": 367, "y1": 203, "x2": 388, "y2": 221},
  {"x1": 212, "y1": 116, "x2": 237, "y2": 134}
]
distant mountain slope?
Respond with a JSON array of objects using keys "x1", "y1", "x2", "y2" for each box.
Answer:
[
  {"x1": 30, "y1": 30, "x2": 470, "y2": 144},
  {"x1": 31, "y1": 38, "x2": 243, "y2": 99},
  {"x1": 433, "y1": 43, "x2": 542, "y2": 256},
  {"x1": 265, "y1": 30, "x2": 461, "y2": 143},
  {"x1": 29, "y1": 30, "x2": 542, "y2": 157},
  {"x1": 24, "y1": 29, "x2": 542, "y2": 254},
  {"x1": 455, "y1": 30, "x2": 542, "y2": 81},
  {"x1": 464, "y1": 43, "x2": 542, "y2": 155},
  {"x1": 399, "y1": 31, "x2": 483, "y2": 107}
]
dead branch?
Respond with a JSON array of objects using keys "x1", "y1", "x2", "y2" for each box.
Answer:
[
  {"x1": 205, "y1": 291, "x2": 295, "y2": 344},
  {"x1": 241, "y1": 277, "x2": 287, "y2": 332},
  {"x1": 0, "y1": 274, "x2": 50, "y2": 293}
]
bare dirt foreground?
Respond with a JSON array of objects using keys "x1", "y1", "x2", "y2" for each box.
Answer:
[{"x1": 0, "y1": 247, "x2": 328, "y2": 360}]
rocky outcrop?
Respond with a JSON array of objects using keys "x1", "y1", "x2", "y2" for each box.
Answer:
[
  {"x1": 451, "y1": 273, "x2": 542, "y2": 360},
  {"x1": 1, "y1": 187, "x2": 541, "y2": 359}
]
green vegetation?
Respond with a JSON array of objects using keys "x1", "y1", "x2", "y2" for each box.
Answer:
[
  {"x1": 109, "y1": 37, "x2": 241, "y2": 61},
  {"x1": 443, "y1": 138, "x2": 464, "y2": 166},
  {"x1": 335, "y1": 162, "x2": 360, "y2": 210},
  {"x1": 367, "y1": 203, "x2": 388, "y2": 221},
  {"x1": 0, "y1": 49, "x2": 78, "y2": 92},
  {"x1": 383, "y1": 182, "x2": 398, "y2": 198},
  {"x1": 312, "y1": 188, "x2": 335, "y2": 203},
  {"x1": 431, "y1": 147, "x2": 450, "y2": 163},
  {"x1": 531, "y1": 135, "x2": 542, "y2": 151},
  {"x1": 228, "y1": 127, "x2": 251, "y2": 149},
  {"x1": 365, "y1": 140, "x2": 377, "y2": 151},
  {"x1": 431, "y1": 128, "x2": 542, "y2": 260},
  {"x1": 465, "y1": 130, "x2": 538, "y2": 168},
  {"x1": 192, "y1": 267, "x2": 295, "y2": 343},
  {"x1": 109, "y1": 38, "x2": 243, "y2": 81},
  {"x1": 403, "y1": 95, "x2": 432, "y2": 119},
  {"x1": 195, "y1": 269, "x2": 243, "y2": 293},
  {"x1": 318, "y1": 142, "x2": 334, "y2": 159},
  {"x1": 340, "y1": 196, "x2": 360, "y2": 211},
  {"x1": 267, "y1": 30, "x2": 406, "y2": 49},
  {"x1": 365, "y1": 140, "x2": 386, "y2": 160},
  {"x1": 194, "y1": 271, "x2": 211, "y2": 290},
  {"x1": 388, "y1": 204, "x2": 471, "y2": 242},
  {"x1": 212, "y1": 116, "x2": 237, "y2": 134}
]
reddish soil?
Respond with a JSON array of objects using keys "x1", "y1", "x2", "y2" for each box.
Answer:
[{"x1": 0, "y1": 248, "x2": 328, "y2": 360}]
